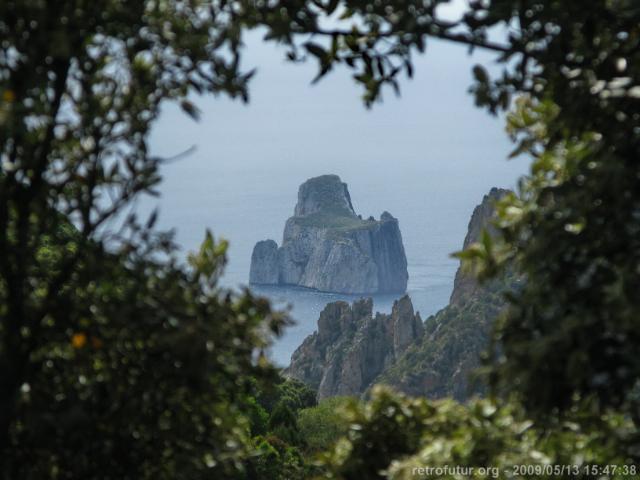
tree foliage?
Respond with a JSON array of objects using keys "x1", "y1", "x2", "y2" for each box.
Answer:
[
  {"x1": 3, "y1": 0, "x2": 640, "y2": 477},
  {"x1": 1, "y1": 220, "x2": 291, "y2": 478},
  {"x1": 480, "y1": 97, "x2": 640, "y2": 417},
  {"x1": 320, "y1": 386, "x2": 636, "y2": 480},
  {"x1": 298, "y1": 396, "x2": 350, "y2": 452},
  {"x1": 244, "y1": 377, "x2": 317, "y2": 479},
  {"x1": 0, "y1": 1, "x2": 284, "y2": 477}
]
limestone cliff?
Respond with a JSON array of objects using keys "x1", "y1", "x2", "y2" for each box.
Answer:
[
  {"x1": 285, "y1": 296, "x2": 423, "y2": 400},
  {"x1": 250, "y1": 175, "x2": 408, "y2": 294}
]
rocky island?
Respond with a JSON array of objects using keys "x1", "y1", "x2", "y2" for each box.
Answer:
[{"x1": 250, "y1": 174, "x2": 408, "y2": 294}]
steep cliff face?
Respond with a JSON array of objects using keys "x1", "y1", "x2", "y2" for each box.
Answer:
[
  {"x1": 285, "y1": 188, "x2": 515, "y2": 402},
  {"x1": 249, "y1": 240, "x2": 279, "y2": 284},
  {"x1": 250, "y1": 175, "x2": 408, "y2": 294},
  {"x1": 285, "y1": 296, "x2": 423, "y2": 400},
  {"x1": 450, "y1": 187, "x2": 510, "y2": 305}
]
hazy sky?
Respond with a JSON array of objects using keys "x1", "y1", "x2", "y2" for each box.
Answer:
[{"x1": 148, "y1": 0, "x2": 515, "y2": 185}]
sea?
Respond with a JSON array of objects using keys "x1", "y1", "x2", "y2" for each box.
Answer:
[{"x1": 144, "y1": 34, "x2": 527, "y2": 366}]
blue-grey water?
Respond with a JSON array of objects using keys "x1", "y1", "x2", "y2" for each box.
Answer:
[{"x1": 145, "y1": 32, "x2": 527, "y2": 366}]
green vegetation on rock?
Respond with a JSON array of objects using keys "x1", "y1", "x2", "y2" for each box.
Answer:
[
  {"x1": 293, "y1": 212, "x2": 377, "y2": 231},
  {"x1": 377, "y1": 277, "x2": 512, "y2": 400}
]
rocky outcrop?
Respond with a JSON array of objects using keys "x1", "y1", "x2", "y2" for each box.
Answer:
[
  {"x1": 450, "y1": 187, "x2": 509, "y2": 305},
  {"x1": 250, "y1": 175, "x2": 408, "y2": 294},
  {"x1": 285, "y1": 296, "x2": 423, "y2": 400}
]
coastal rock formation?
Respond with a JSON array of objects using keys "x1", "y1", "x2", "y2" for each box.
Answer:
[
  {"x1": 286, "y1": 187, "x2": 515, "y2": 402},
  {"x1": 285, "y1": 296, "x2": 423, "y2": 400},
  {"x1": 250, "y1": 175, "x2": 408, "y2": 294},
  {"x1": 450, "y1": 187, "x2": 510, "y2": 305}
]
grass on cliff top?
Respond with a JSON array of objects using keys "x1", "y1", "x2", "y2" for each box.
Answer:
[{"x1": 293, "y1": 212, "x2": 379, "y2": 231}]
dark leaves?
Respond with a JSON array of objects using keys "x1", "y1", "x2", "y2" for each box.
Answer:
[{"x1": 180, "y1": 100, "x2": 201, "y2": 121}]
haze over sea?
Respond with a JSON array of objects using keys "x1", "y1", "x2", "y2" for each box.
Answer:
[{"x1": 146, "y1": 26, "x2": 527, "y2": 365}]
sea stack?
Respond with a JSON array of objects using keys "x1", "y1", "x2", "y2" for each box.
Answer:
[{"x1": 249, "y1": 174, "x2": 408, "y2": 294}]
